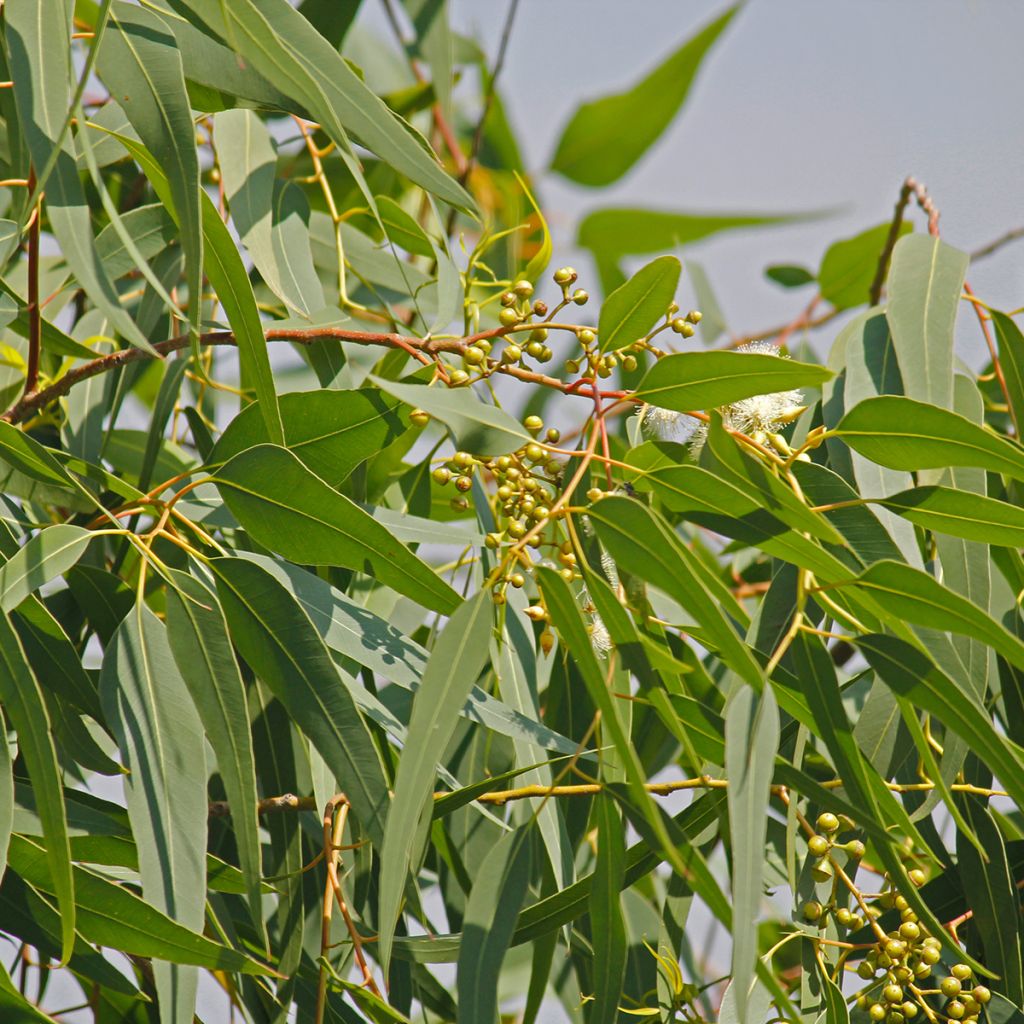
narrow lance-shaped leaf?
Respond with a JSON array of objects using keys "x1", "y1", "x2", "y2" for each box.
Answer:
[
  {"x1": 725, "y1": 684, "x2": 779, "y2": 1024},
  {"x1": 588, "y1": 793, "x2": 627, "y2": 1024},
  {"x1": 378, "y1": 592, "x2": 493, "y2": 974},
  {"x1": 92, "y1": 126, "x2": 284, "y2": 444},
  {"x1": 550, "y1": 6, "x2": 738, "y2": 186},
  {"x1": 370, "y1": 375, "x2": 532, "y2": 457},
  {"x1": 6, "y1": 0, "x2": 154, "y2": 352},
  {"x1": 96, "y1": 2, "x2": 203, "y2": 348},
  {"x1": 211, "y1": 557, "x2": 391, "y2": 846},
  {"x1": 0, "y1": 706, "x2": 13, "y2": 887},
  {"x1": 636, "y1": 350, "x2": 832, "y2": 413},
  {"x1": 0, "y1": 612, "x2": 75, "y2": 962},
  {"x1": 887, "y1": 234, "x2": 968, "y2": 412},
  {"x1": 992, "y1": 309, "x2": 1024, "y2": 435},
  {"x1": 456, "y1": 827, "x2": 532, "y2": 1024},
  {"x1": 836, "y1": 396, "x2": 1024, "y2": 481},
  {"x1": 100, "y1": 605, "x2": 207, "y2": 1024},
  {"x1": 598, "y1": 255, "x2": 680, "y2": 353},
  {"x1": 214, "y1": 444, "x2": 460, "y2": 614},
  {"x1": 5, "y1": 834, "x2": 276, "y2": 975},
  {"x1": 877, "y1": 485, "x2": 1024, "y2": 547},
  {"x1": 164, "y1": 570, "x2": 264, "y2": 941},
  {"x1": 0, "y1": 525, "x2": 91, "y2": 612}
]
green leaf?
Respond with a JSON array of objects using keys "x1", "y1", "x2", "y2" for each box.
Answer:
[
  {"x1": 214, "y1": 444, "x2": 459, "y2": 614},
  {"x1": 456, "y1": 827, "x2": 532, "y2": 1024},
  {"x1": 377, "y1": 592, "x2": 492, "y2": 973},
  {"x1": 550, "y1": 6, "x2": 737, "y2": 186},
  {"x1": 370, "y1": 375, "x2": 532, "y2": 456},
  {"x1": 96, "y1": 126, "x2": 284, "y2": 444},
  {"x1": 164, "y1": 571, "x2": 263, "y2": 938},
  {"x1": 99, "y1": 604, "x2": 207, "y2": 1023},
  {"x1": 6, "y1": 0, "x2": 153, "y2": 352},
  {"x1": 6, "y1": 833, "x2": 275, "y2": 975},
  {"x1": 373, "y1": 194, "x2": 436, "y2": 259},
  {"x1": 577, "y1": 207, "x2": 816, "y2": 268},
  {"x1": 765, "y1": 264, "x2": 815, "y2": 289},
  {"x1": 636, "y1": 350, "x2": 832, "y2": 412},
  {"x1": 0, "y1": 706, "x2": 12, "y2": 886},
  {"x1": 856, "y1": 635, "x2": 1024, "y2": 811},
  {"x1": 0, "y1": 957, "x2": 59, "y2": 1022},
  {"x1": 97, "y1": 2, "x2": 203, "y2": 346},
  {"x1": 519, "y1": 172, "x2": 552, "y2": 284},
  {"x1": 836, "y1": 396, "x2": 1024, "y2": 480},
  {"x1": 818, "y1": 222, "x2": 910, "y2": 310},
  {"x1": 588, "y1": 794, "x2": 627, "y2": 1024},
  {"x1": 213, "y1": 109, "x2": 323, "y2": 315},
  {"x1": 589, "y1": 496, "x2": 763, "y2": 688},
  {"x1": 725, "y1": 685, "x2": 779, "y2": 1024},
  {"x1": 852, "y1": 560, "x2": 1024, "y2": 674},
  {"x1": 211, "y1": 557, "x2": 390, "y2": 844},
  {"x1": 887, "y1": 234, "x2": 968, "y2": 411},
  {"x1": 173, "y1": 0, "x2": 475, "y2": 214},
  {"x1": 598, "y1": 255, "x2": 680, "y2": 353},
  {"x1": 0, "y1": 525, "x2": 91, "y2": 612},
  {"x1": 992, "y1": 309, "x2": 1024, "y2": 434},
  {"x1": 877, "y1": 485, "x2": 1024, "y2": 547},
  {"x1": 209, "y1": 387, "x2": 404, "y2": 486},
  {"x1": 956, "y1": 801, "x2": 1024, "y2": 1004},
  {"x1": 0, "y1": 612, "x2": 75, "y2": 963}
]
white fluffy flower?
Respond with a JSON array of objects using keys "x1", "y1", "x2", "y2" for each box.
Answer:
[
  {"x1": 689, "y1": 341, "x2": 804, "y2": 454},
  {"x1": 599, "y1": 549, "x2": 620, "y2": 590},
  {"x1": 639, "y1": 404, "x2": 697, "y2": 443},
  {"x1": 589, "y1": 615, "x2": 612, "y2": 657}
]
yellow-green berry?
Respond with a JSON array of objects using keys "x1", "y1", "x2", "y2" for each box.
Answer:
[
  {"x1": 410, "y1": 408, "x2": 430, "y2": 427},
  {"x1": 499, "y1": 307, "x2": 520, "y2": 327},
  {"x1": 817, "y1": 812, "x2": 840, "y2": 833},
  {"x1": 431, "y1": 467, "x2": 450, "y2": 485},
  {"x1": 807, "y1": 835, "x2": 830, "y2": 857}
]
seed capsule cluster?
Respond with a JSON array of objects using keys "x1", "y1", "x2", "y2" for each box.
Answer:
[{"x1": 803, "y1": 813, "x2": 992, "y2": 1024}]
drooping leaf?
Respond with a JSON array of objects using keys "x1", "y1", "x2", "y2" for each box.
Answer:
[
  {"x1": 724, "y1": 685, "x2": 779, "y2": 1024},
  {"x1": 992, "y1": 309, "x2": 1024, "y2": 434},
  {"x1": 0, "y1": 612, "x2": 75, "y2": 962},
  {"x1": 377, "y1": 592, "x2": 492, "y2": 973},
  {"x1": 455, "y1": 827, "x2": 532, "y2": 1024},
  {"x1": 636, "y1": 350, "x2": 832, "y2": 412},
  {"x1": 100, "y1": 605, "x2": 207, "y2": 1024},
  {"x1": 587, "y1": 793, "x2": 627, "y2": 1024},
  {"x1": 164, "y1": 571, "x2": 263, "y2": 938},
  {"x1": 550, "y1": 6, "x2": 737, "y2": 186},
  {"x1": 214, "y1": 444, "x2": 460, "y2": 614},
  {"x1": 211, "y1": 556, "x2": 390, "y2": 845},
  {"x1": 887, "y1": 234, "x2": 968, "y2": 411},
  {"x1": 97, "y1": 1, "x2": 203, "y2": 346}
]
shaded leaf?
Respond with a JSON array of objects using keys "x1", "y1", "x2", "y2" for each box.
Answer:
[
  {"x1": 0, "y1": 525, "x2": 91, "y2": 612},
  {"x1": 598, "y1": 255, "x2": 680, "y2": 353}
]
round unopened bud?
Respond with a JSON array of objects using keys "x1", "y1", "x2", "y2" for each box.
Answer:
[
  {"x1": 525, "y1": 605, "x2": 547, "y2": 621},
  {"x1": 431, "y1": 467, "x2": 450, "y2": 485},
  {"x1": 835, "y1": 907, "x2": 854, "y2": 927},
  {"x1": 951, "y1": 965, "x2": 972, "y2": 982},
  {"x1": 499, "y1": 307, "x2": 520, "y2": 327},
  {"x1": 907, "y1": 868, "x2": 927, "y2": 887},
  {"x1": 817, "y1": 812, "x2": 840, "y2": 833},
  {"x1": 571, "y1": 289, "x2": 588, "y2": 305},
  {"x1": 807, "y1": 835, "x2": 830, "y2": 858},
  {"x1": 972, "y1": 987, "x2": 991, "y2": 1005},
  {"x1": 845, "y1": 840, "x2": 866, "y2": 859},
  {"x1": 539, "y1": 629, "x2": 554, "y2": 654},
  {"x1": 450, "y1": 369, "x2": 470, "y2": 385},
  {"x1": 671, "y1": 318, "x2": 695, "y2": 336},
  {"x1": 527, "y1": 341, "x2": 545, "y2": 358},
  {"x1": 507, "y1": 520, "x2": 527, "y2": 539},
  {"x1": 540, "y1": 346, "x2": 554, "y2": 361},
  {"x1": 622, "y1": 354, "x2": 638, "y2": 372},
  {"x1": 869, "y1": 1004, "x2": 887, "y2": 1022},
  {"x1": 502, "y1": 344, "x2": 522, "y2": 363},
  {"x1": 410, "y1": 408, "x2": 430, "y2": 427},
  {"x1": 450, "y1": 496, "x2": 469, "y2": 512},
  {"x1": 578, "y1": 328, "x2": 596, "y2": 345},
  {"x1": 940, "y1": 979, "x2": 963, "y2": 999},
  {"x1": 687, "y1": 309, "x2": 703, "y2": 324},
  {"x1": 485, "y1": 532, "x2": 502, "y2": 549},
  {"x1": 858, "y1": 961, "x2": 877, "y2": 980},
  {"x1": 546, "y1": 428, "x2": 561, "y2": 443},
  {"x1": 464, "y1": 345, "x2": 486, "y2": 365},
  {"x1": 524, "y1": 415, "x2": 544, "y2": 434},
  {"x1": 902, "y1": 1004, "x2": 919, "y2": 1020},
  {"x1": 586, "y1": 487, "x2": 604, "y2": 502},
  {"x1": 898, "y1": 921, "x2": 920, "y2": 941},
  {"x1": 947, "y1": 1001, "x2": 966, "y2": 1020},
  {"x1": 525, "y1": 443, "x2": 544, "y2": 462},
  {"x1": 512, "y1": 279, "x2": 533, "y2": 297},
  {"x1": 802, "y1": 900, "x2": 823, "y2": 922},
  {"x1": 532, "y1": 300, "x2": 548, "y2": 317},
  {"x1": 553, "y1": 267, "x2": 576, "y2": 285},
  {"x1": 455, "y1": 475, "x2": 473, "y2": 493},
  {"x1": 509, "y1": 573, "x2": 525, "y2": 589},
  {"x1": 500, "y1": 291, "x2": 517, "y2": 307},
  {"x1": 884, "y1": 985, "x2": 904, "y2": 1004}
]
